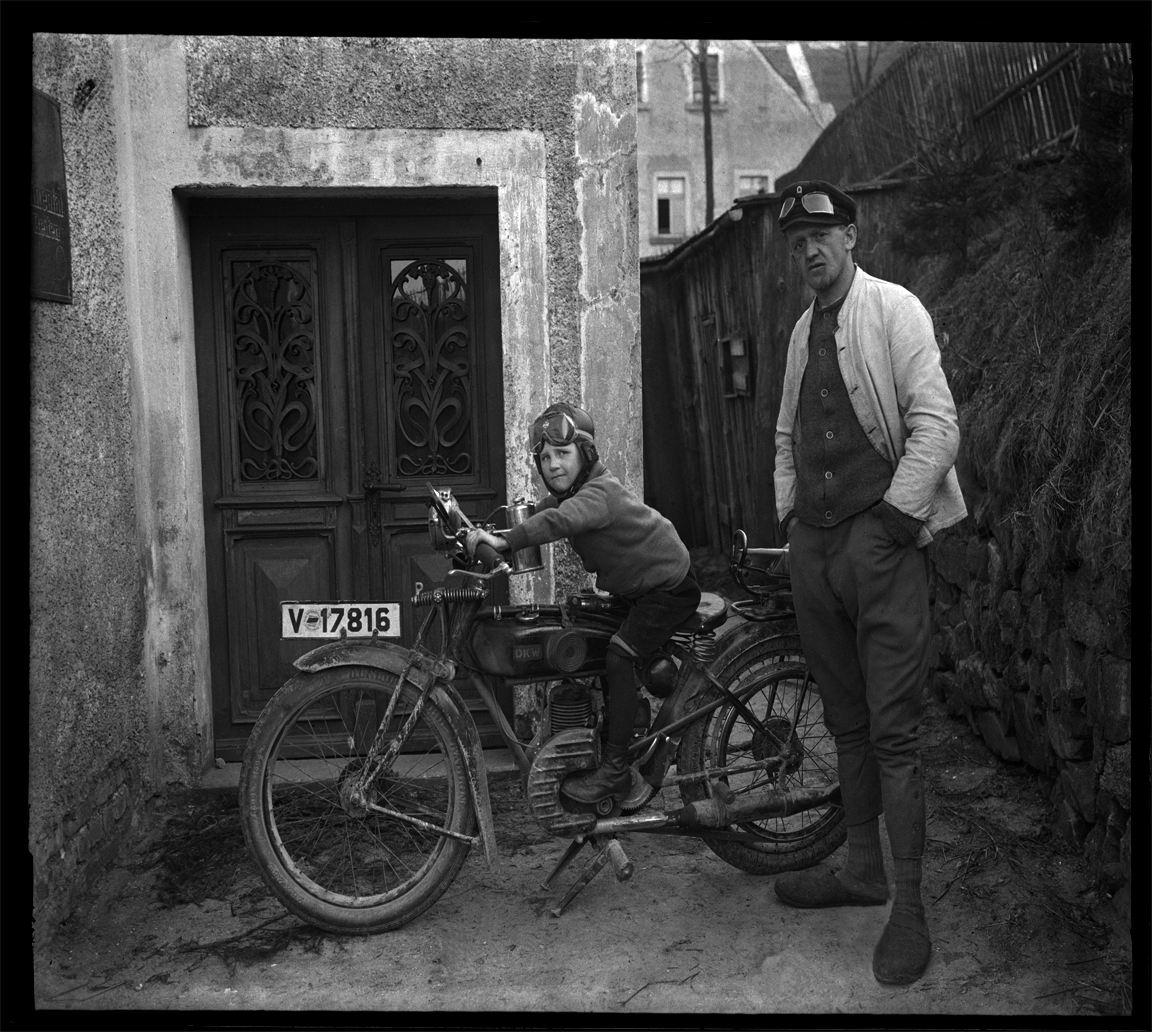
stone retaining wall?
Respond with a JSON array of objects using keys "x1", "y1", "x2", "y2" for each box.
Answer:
[{"x1": 930, "y1": 512, "x2": 1132, "y2": 925}]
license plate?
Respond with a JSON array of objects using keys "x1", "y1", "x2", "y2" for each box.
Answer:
[{"x1": 281, "y1": 602, "x2": 402, "y2": 639}]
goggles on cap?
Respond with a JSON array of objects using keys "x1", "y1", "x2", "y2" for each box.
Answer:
[
  {"x1": 529, "y1": 410, "x2": 586, "y2": 454},
  {"x1": 779, "y1": 191, "x2": 838, "y2": 221}
]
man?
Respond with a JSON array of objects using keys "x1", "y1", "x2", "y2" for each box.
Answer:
[{"x1": 772, "y1": 180, "x2": 967, "y2": 985}]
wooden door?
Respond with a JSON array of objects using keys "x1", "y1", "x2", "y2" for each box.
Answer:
[{"x1": 192, "y1": 198, "x2": 507, "y2": 760}]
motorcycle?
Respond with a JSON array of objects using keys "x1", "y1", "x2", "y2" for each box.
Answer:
[{"x1": 238, "y1": 485, "x2": 845, "y2": 934}]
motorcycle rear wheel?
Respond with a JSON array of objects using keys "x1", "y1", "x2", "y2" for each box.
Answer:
[
  {"x1": 678, "y1": 649, "x2": 845, "y2": 874},
  {"x1": 239, "y1": 666, "x2": 475, "y2": 934}
]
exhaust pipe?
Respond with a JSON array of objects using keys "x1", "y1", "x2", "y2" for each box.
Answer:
[
  {"x1": 674, "y1": 781, "x2": 841, "y2": 830},
  {"x1": 585, "y1": 780, "x2": 841, "y2": 837}
]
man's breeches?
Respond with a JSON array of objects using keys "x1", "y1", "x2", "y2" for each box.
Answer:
[{"x1": 790, "y1": 510, "x2": 931, "y2": 858}]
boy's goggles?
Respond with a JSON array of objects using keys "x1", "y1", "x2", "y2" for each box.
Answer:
[
  {"x1": 779, "y1": 191, "x2": 836, "y2": 220},
  {"x1": 529, "y1": 411, "x2": 583, "y2": 453}
]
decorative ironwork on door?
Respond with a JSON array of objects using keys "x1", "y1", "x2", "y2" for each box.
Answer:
[
  {"x1": 389, "y1": 258, "x2": 473, "y2": 477},
  {"x1": 228, "y1": 257, "x2": 319, "y2": 481}
]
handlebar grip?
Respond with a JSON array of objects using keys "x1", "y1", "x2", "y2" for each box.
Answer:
[{"x1": 474, "y1": 540, "x2": 507, "y2": 570}]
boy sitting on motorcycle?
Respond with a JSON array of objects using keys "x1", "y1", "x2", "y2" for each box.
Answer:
[{"x1": 467, "y1": 402, "x2": 700, "y2": 804}]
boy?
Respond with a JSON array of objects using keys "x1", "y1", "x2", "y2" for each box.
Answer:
[{"x1": 467, "y1": 402, "x2": 700, "y2": 803}]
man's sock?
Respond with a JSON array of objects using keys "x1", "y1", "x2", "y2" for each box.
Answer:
[
  {"x1": 843, "y1": 817, "x2": 886, "y2": 886},
  {"x1": 892, "y1": 856, "x2": 925, "y2": 922}
]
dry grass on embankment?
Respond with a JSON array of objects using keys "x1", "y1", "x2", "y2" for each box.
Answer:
[{"x1": 913, "y1": 172, "x2": 1131, "y2": 596}]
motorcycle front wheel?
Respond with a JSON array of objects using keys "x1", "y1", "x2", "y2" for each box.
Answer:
[
  {"x1": 239, "y1": 665, "x2": 475, "y2": 934},
  {"x1": 678, "y1": 650, "x2": 845, "y2": 874}
]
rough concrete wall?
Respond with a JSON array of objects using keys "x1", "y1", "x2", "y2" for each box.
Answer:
[
  {"x1": 184, "y1": 35, "x2": 585, "y2": 398},
  {"x1": 184, "y1": 36, "x2": 641, "y2": 601},
  {"x1": 548, "y1": 39, "x2": 642, "y2": 601},
  {"x1": 30, "y1": 34, "x2": 157, "y2": 942}
]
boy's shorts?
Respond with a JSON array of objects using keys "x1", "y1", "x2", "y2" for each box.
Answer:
[{"x1": 611, "y1": 570, "x2": 702, "y2": 661}]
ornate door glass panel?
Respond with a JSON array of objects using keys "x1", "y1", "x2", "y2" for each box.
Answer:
[
  {"x1": 227, "y1": 256, "x2": 320, "y2": 482},
  {"x1": 388, "y1": 258, "x2": 473, "y2": 477}
]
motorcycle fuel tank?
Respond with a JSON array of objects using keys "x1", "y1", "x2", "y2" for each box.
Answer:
[{"x1": 468, "y1": 608, "x2": 611, "y2": 678}]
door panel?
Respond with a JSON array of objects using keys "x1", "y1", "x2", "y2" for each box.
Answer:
[
  {"x1": 226, "y1": 531, "x2": 335, "y2": 722},
  {"x1": 358, "y1": 220, "x2": 507, "y2": 645},
  {"x1": 192, "y1": 199, "x2": 506, "y2": 760}
]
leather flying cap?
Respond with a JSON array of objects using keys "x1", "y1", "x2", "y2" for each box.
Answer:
[{"x1": 777, "y1": 180, "x2": 857, "y2": 230}]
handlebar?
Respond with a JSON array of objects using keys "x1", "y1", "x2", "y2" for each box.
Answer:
[
  {"x1": 729, "y1": 529, "x2": 792, "y2": 610},
  {"x1": 746, "y1": 547, "x2": 788, "y2": 560},
  {"x1": 473, "y1": 540, "x2": 508, "y2": 570}
]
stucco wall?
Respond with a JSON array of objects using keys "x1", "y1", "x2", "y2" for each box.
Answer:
[
  {"x1": 183, "y1": 36, "x2": 639, "y2": 598},
  {"x1": 31, "y1": 34, "x2": 159, "y2": 942},
  {"x1": 30, "y1": 34, "x2": 640, "y2": 940}
]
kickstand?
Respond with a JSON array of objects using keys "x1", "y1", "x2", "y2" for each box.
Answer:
[
  {"x1": 539, "y1": 837, "x2": 588, "y2": 892},
  {"x1": 548, "y1": 846, "x2": 611, "y2": 918},
  {"x1": 541, "y1": 835, "x2": 635, "y2": 918}
]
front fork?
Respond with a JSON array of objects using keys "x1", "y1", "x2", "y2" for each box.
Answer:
[{"x1": 330, "y1": 604, "x2": 501, "y2": 868}]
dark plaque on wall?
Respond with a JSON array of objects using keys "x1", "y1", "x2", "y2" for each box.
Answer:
[{"x1": 32, "y1": 88, "x2": 72, "y2": 303}]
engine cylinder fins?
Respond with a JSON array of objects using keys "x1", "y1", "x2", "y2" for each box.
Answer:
[{"x1": 548, "y1": 679, "x2": 593, "y2": 733}]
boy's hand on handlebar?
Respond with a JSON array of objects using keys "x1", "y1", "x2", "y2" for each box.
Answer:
[{"x1": 466, "y1": 528, "x2": 510, "y2": 556}]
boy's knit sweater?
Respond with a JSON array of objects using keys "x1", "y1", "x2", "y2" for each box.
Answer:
[{"x1": 500, "y1": 463, "x2": 690, "y2": 599}]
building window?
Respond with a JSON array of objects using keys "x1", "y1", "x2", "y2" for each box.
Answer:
[
  {"x1": 737, "y1": 174, "x2": 771, "y2": 197},
  {"x1": 656, "y1": 177, "x2": 686, "y2": 236},
  {"x1": 636, "y1": 49, "x2": 647, "y2": 104},
  {"x1": 690, "y1": 52, "x2": 720, "y2": 105}
]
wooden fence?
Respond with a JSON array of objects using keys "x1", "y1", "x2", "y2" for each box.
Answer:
[
  {"x1": 786, "y1": 41, "x2": 1132, "y2": 184},
  {"x1": 641, "y1": 184, "x2": 916, "y2": 551},
  {"x1": 640, "y1": 42, "x2": 1131, "y2": 555}
]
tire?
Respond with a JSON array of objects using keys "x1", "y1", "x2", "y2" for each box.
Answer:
[
  {"x1": 239, "y1": 665, "x2": 476, "y2": 934},
  {"x1": 678, "y1": 645, "x2": 845, "y2": 875}
]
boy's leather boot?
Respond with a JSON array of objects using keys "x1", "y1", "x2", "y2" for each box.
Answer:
[{"x1": 562, "y1": 743, "x2": 633, "y2": 803}]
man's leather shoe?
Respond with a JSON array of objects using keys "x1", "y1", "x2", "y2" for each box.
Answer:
[
  {"x1": 872, "y1": 910, "x2": 931, "y2": 984},
  {"x1": 774, "y1": 866, "x2": 889, "y2": 909}
]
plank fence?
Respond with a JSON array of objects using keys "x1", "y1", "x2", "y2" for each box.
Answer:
[{"x1": 640, "y1": 42, "x2": 1130, "y2": 554}]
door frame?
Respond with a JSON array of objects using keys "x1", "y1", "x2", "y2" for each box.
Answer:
[
  {"x1": 113, "y1": 40, "x2": 555, "y2": 776},
  {"x1": 190, "y1": 198, "x2": 515, "y2": 757}
]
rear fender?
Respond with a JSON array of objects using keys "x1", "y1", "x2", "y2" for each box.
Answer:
[{"x1": 292, "y1": 640, "x2": 498, "y2": 868}]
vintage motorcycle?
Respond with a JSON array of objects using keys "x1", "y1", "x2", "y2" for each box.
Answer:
[{"x1": 239, "y1": 485, "x2": 845, "y2": 934}]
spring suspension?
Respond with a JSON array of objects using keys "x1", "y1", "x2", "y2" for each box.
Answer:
[
  {"x1": 412, "y1": 587, "x2": 488, "y2": 608},
  {"x1": 675, "y1": 629, "x2": 717, "y2": 664}
]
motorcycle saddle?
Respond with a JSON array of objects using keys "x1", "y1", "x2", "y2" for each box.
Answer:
[{"x1": 677, "y1": 592, "x2": 728, "y2": 634}]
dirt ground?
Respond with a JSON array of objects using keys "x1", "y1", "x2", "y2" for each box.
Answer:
[
  {"x1": 29, "y1": 692, "x2": 1132, "y2": 1019},
  {"x1": 29, "y1": 554, "x2": 1132, "y2": 1019}
]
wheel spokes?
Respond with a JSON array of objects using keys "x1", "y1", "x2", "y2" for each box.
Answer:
[{"x1": 265, "y1": 684, "x2": 458, "y2": 903}]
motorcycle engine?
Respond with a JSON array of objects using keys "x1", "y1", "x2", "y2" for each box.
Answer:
[
  {"x1": 526, "y1": 728, "x2": 601, "y2": 836},
  {"x1": 525, "y1": 679, "x2": 656, "y2": 835}
]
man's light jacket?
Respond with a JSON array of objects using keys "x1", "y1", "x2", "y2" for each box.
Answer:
[{"x1": 774, "y1": 266, "x2": 968, "y2": 547}]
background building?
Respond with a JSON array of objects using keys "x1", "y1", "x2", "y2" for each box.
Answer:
[{"x1": 637, "y1": 40, "x2": 906, "y2": 257}]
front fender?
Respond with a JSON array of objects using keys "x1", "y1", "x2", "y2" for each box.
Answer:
[{"x1": 292, "y1": 640, "x2": 498, "y2": 869}]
